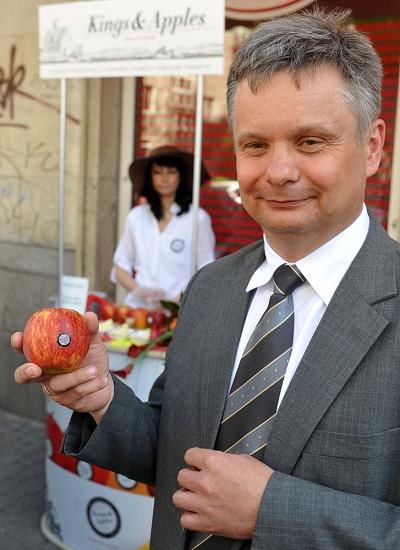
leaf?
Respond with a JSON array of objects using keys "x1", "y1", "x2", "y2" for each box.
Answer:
[
  {"x1": 160, "y1": 300, "x2": 180, "y2": 315},
  {"x1": 135, "y1": 330, "x2": 174, "y2": 362}
]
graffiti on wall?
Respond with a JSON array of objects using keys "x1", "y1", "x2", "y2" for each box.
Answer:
[
  {"x1": 0, "y1": 44, "x2": 81, "y2": 243},
  {"x1": 0, "y1": 45, "x2": 26, "y2": 128},
  {"x1": 0, "y1": 44, "x2": 80, "y2": 129},
  {"x1": 0, "y1": 134, "x2": 60, "y2": 240}
]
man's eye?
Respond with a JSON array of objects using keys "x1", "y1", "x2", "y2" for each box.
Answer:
[
  {"x1": 300, "y1": 139, "x2": 322, "y2": 147},
  {"x1": 246, "y1": 142, "x2": 265, "y2": 150}
]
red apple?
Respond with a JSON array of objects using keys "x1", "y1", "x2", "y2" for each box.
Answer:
[
  {"x1": 150, "y1": 322, "x2": 167, "y2": 340},
  {"x1": 23, "y1": 307, "x2": 90, "y2": 374},
  {"x1": 100, "y1": 301, "x2": 115, "y2": 321},
  {"x1": 148, "y1": 310, "x2": 166, "y2": 327},
  {"x1": 113, "y1": 305, "x2": 132, "y2": 324}
]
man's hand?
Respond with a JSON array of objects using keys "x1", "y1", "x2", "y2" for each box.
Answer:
[
  {"x1": 12, "y1": 312, "x2": 114, "y2": 424},
  {"x1": 173, "y1": 447, "x2": 274, "y2": 540}
]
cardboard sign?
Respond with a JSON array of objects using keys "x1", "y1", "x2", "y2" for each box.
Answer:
[
  {"x1": 61, "y1": 275, "x2": 89, "y2": 313},
  {"x1": 38, "y1": 0, "x2": 225, "y2": 78}
]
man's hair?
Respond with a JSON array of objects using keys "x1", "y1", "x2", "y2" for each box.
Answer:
[{"x1": 227, "y1": 8, "x2": 383, "y2": 141}]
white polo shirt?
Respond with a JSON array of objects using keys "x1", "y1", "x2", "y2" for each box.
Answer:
[{"x1": 111, "y1": 203, "x2": 215, "y2": 307}]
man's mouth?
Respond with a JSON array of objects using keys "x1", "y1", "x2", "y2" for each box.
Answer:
[{"x1": 266, "y1": 198, "x2": 309, "y2": 206}]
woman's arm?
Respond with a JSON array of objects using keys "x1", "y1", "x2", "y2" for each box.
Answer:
[{"x1": 114, "y1": 266, "x2": 138, "y2": 292}]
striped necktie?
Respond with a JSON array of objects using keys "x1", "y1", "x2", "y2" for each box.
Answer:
[{"x1": 188, "y1": 264, "x2": 305, "y2": 550}]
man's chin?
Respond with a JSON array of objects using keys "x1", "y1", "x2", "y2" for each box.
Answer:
[{"x1": 261, "y1": 218, "x2": 315, "y2": 236}]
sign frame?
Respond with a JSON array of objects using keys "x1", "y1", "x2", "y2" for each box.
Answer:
[{"x1": 38, "y1": 0, "x2": 225, "y2": 79}]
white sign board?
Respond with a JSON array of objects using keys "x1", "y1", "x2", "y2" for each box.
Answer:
[
  {"x1": 61, "y1": 275, "x2": 89, "y2": 313},
  {"x1": 38, "y1": 0, "x2": 225, "y2": 79}
]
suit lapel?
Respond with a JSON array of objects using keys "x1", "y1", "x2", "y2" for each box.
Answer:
[
  {"x1": 199, "y1": 243, "x2": 265, "y2": 449},
  {"x1": 264, "y1": 218, "x2": 398, "y2": 473}
]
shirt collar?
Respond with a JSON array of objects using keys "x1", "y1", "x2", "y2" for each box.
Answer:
[{"x1": 247, "y1": 205, "x2": 370, "y2": 306}]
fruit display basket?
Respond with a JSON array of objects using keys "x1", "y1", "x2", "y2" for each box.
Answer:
[{"x1": 87, "y1": 293, "x2": 179, "y2": 372}]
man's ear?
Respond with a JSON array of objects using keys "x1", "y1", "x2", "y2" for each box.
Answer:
[{"x1": 366, "y1": 119, "x2": 385, "y2": 178}]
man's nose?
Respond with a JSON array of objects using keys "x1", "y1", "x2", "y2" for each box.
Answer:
[{"x1": 264, "y1": 145, "x2": 299, "y2": 186}]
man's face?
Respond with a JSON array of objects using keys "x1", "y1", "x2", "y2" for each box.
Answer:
[{"x1": 233, "y1": 66, "x2": 384, "y2": 259}]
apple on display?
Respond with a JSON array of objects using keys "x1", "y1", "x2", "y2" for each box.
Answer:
[{"x1": 23, "y1": 307, "x2": 90, "y2": 374}]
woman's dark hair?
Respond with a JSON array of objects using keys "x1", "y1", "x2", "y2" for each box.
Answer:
[{"x1": 141, "y1": 156, "x2": 192, "y2": 220}]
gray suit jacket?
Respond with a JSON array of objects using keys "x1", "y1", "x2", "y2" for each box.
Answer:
[{"x1": 63, "y1": 215, "x2": 400, "y2": 549}]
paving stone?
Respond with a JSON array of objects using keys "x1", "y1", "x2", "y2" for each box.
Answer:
[{"x1": 0, "y1": 409, "x2": 57, "y2": 549}]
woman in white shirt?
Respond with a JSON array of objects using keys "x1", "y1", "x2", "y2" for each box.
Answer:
[{"x1": 111, "y1": 146, "x2": 216, "y2": 308}]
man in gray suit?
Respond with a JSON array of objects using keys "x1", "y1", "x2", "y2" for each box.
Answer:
[{"x1": 13, "y1": 8, "x2": 400, "y2": 549}]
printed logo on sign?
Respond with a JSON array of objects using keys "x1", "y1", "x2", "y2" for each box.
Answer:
[
  {"x1": 170, "y1": 238, "x2": 185, "y2": 253},
  {"x1": 116, "y1": 474, "x2": 137, "y2": 490},
  {"x1": 87, "y1": 497, "x2": 121, "y2": 538},
  {"x1": 57, "y1": 333, "x2": 71, "y2": 347},
  {"x1": 77, "y1": 461, "x2": 93, "y2": 480}
]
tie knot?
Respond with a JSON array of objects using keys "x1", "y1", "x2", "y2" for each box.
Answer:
[{"x1": 273, "y1": 264, "x2": 304, "y2": 296}]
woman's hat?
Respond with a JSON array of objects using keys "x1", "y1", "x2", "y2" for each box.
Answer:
[{"x1": 128, "y1": 145, "x2": 210, "y2": 196}]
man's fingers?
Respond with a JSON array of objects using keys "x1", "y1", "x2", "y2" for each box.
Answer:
[
  {"x1": 43, "y1": 365, "x2": 98, "y2": 395},
  {"x1": 184, "y1": 447, "x2": 205, "y2": 468},
  {"x1": 14, "y1": 362, "x2": 98, "y2": 391},
  {"x1": 83, "y1": 311, "x2": 100, "y2": 336},
  {"x1": 173, "y1": 488, "x2": 197, "y2": 512},
  {"x1": 14, "y1": 363, "x2": 43, "y2": 384},
  {"x1": 11, "y1": 332, "x2": 23, "y2": 353},
  {"x1": 179, "y1": 511, "x2": 215, "y2": 534},
  {"x1": 48, "y1": 373, "x2": 110, "y2": 407},
  {"x1": 184, "y1": 447, "x2": 222, "y2": 470},
  {"x1": 173, "y1": 493, "x2": 219, "y2": 535},
  {"x1": 177, "y1": 467, "x2": 201, "y2": 492}
]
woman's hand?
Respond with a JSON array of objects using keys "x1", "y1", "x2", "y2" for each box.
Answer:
[
  {"x1": 114, "y1": 266, "x2": 164, "y2": 305},
  {"x1": 132, "y1": 285, "x2": 165, "y2": 304},
  {"x1": 12, "y1": 312, "x2": 114, "y2": 424}
]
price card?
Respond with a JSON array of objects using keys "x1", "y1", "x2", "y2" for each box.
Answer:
[{"x1": 61, "y1": 276, "x2": 89, "y2": 313}]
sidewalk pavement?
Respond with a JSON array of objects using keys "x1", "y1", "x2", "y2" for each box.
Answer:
[{"x1": 0, "y1": 409, "x2": 57, "y2": 549}]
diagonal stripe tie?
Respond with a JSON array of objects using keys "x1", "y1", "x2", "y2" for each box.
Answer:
[{"x1": 188, "y1": 264, "x2": 305, "y2": 549}]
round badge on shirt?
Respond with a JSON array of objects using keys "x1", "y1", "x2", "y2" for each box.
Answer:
[{"x1": 170, "y1": 238, "x2": 185, "y2": 253}]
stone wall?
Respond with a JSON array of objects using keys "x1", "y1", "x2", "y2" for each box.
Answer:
[{"x1": 0, "y1": 241, "x2": 74, "y2": 419}]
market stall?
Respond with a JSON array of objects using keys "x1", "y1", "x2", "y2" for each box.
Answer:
[{"x1": 37, "y1": 1, "x2": 225, "y2": 547}]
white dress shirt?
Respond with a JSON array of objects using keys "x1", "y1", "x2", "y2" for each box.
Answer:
[
  {"x1": 230, "y1": 205, "x2": 370, "y2": 408},
  {"x1": 111, "y1": 203, "x2": 215, "y2": 307}
]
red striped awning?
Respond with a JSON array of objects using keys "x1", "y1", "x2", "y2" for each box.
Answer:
[{"x1": 225, "y1": 0, "x2": 315, "y2": 20}]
